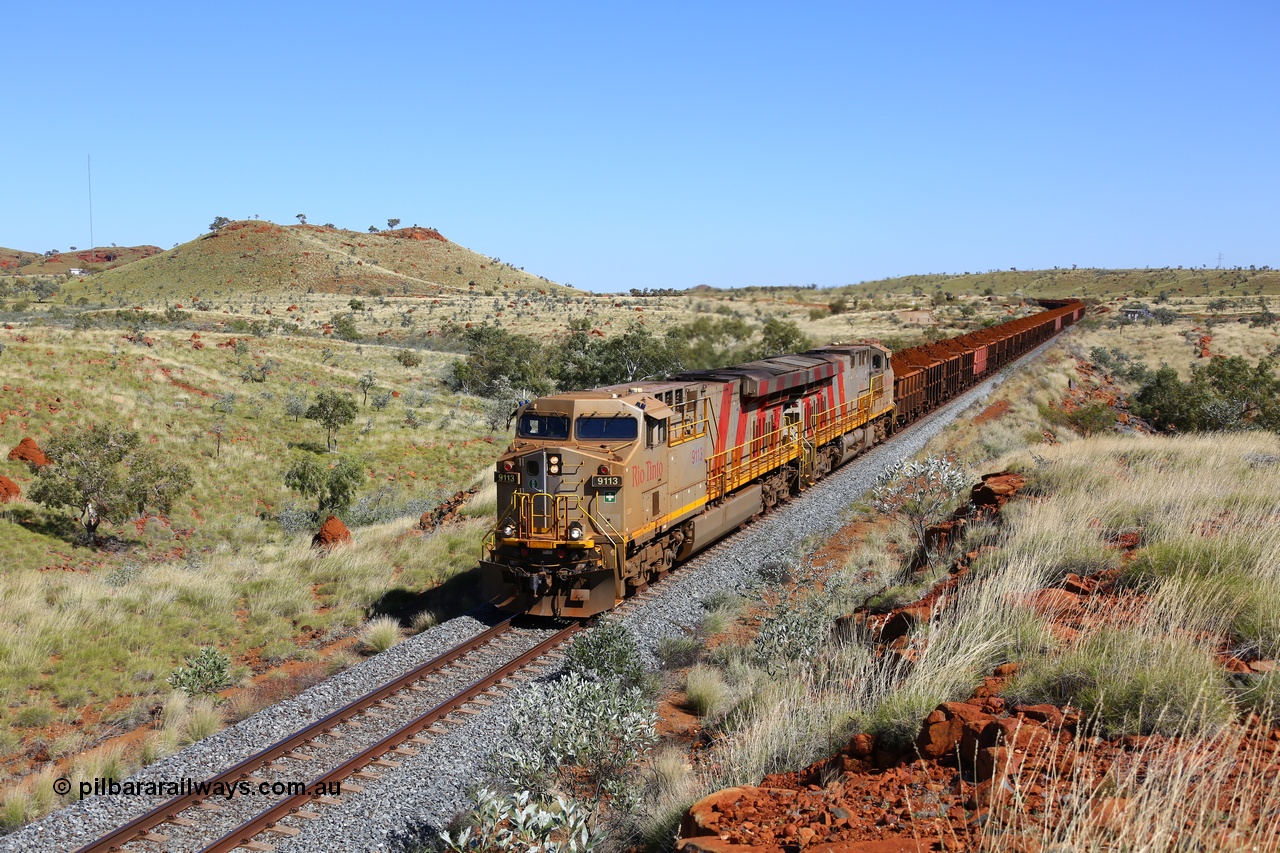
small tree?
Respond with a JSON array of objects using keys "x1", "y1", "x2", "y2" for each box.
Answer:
[
  {"x1": 284, "y1": 455, "x2": 363, "y2": 514},
  {"x1": 210, "y1": 420, "x2": 225, "y2": 458},
  {"x1": 356, "y1": 371, "x2": 378, "y2": 406},
  {"x1": 209, "y1": 216, "x2": 231, "y2": 233},
  {"x1": 387, "y1": 218, "x2": 400, "y2": 230},
  {"x1": 330, "y1": 312, "x2": 359, "y2": 342},
  {"x1": 283, "y1": 390, "x2": 309, "y2": 422},
  {"x1": 306, "y1": 390, "x2": 358, "y2": 451},
  {"x1": 296, "y1": 213, "x2": 307, "y2": 225},
  {"x1": 868, "y1": 455, "x2": 969, "y2": 558},
  {"x1": 28, "y1": 427, "x2": 193, "y2": 543},
  {"x1": 394, "y1": 348, "x2": 422, "y2": 368},
  {"x1": 33, "y1": 280, "x2": 59, "y2": 302}
]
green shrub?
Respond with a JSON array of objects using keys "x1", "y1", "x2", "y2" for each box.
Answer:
[
  {"x1": 1064, "y1": 403, "x2": 1115, "y2": 436},
  {"x1": 440, "y1": 788, "x2": 600, "y2": 853},
  {"x1": 563, "y1": 619, "x2": 645, "y2": 688},
  {"x1": 166, "y1": 646, "x2": 232, "y2": 696},
  {"x1": 657, "y1": 636, "x2": 701, "y2": 669},
  {"x1": 497, "y1": 671, "x2": 657, "y2": 797}
]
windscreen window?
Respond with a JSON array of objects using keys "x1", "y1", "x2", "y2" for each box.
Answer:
[
  {"x1": 577, "y1": 416, "x2": 639, "y2": 441},
  {"x1": 517, "y1": 414, "x2": 570, "y2": 440}
]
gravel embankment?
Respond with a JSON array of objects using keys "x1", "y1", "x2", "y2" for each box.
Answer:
[{"x1": 5, "y1": 339, "x2": 1058, "y2": 853}]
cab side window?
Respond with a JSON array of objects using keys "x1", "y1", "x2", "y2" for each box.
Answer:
[{"x1": 646, "y1": 416, "x2": 668, "y2": 448}]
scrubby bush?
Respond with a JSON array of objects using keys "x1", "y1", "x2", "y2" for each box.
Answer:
[
  {"x1": 1007, "y1": 628, "x2": 1232, "y2": 737},
  {"x1": 166, "y1": 646, "x2": 232, "y2": 696},
  {"x1": 563, "y1": 619, "x2": 646, "y2": 689},
  {"x1": 394, "y1": 348, "x2": 422, "y2": 368},
  {"x1": 497, "y1": 671, "x2": 658, "y2": 798},
  {"x1": 440, "y1": 788, "x2": 600, "y2": 853},
  {"x1": 868, "y1": 455, "x2": 970, "y2": 558},
  {"x1": 656, "y1": 636, "x2": 701, "y2": 669},
  {"x1": 684, "y1": 665, "x2": 731, "y2": 718}
]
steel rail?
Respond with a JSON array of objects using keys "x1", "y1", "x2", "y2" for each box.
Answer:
[
  {"x1": 199, "y1": 623, "x2": 582, "y2": 853},
  {"x1": 74, "y1": 616, "x2": 518, "y2": 853}
]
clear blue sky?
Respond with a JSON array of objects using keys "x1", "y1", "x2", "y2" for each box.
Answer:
[{"x1": 3, "y1": 1, "x2": 1276, "y2": 292}]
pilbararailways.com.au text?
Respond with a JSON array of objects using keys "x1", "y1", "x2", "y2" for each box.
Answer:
[{"x1": 60, "y1": 777, "x2": 341, "y2": 801}]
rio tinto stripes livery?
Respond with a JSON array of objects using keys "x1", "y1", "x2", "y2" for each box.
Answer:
[{"x1": 481, "y1": 299, "x2": 1084, "y2": 616}]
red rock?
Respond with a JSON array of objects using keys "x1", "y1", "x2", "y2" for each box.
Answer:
[
  {"x1": 676, "y1": 839, "x2": 767, "y2": 853},
  {"x1": 1024, "y1": 588, "x2": 1080, "y2": 616},
  {"x1": 847, "y1": 733, "x2": 876, "y2": 758},
  {"x1": 681, "y1": 787, "x2": 750, "y2": 837},
  {"x1": 8, "y1": 436, "x2": 50, "y2": 468},
  {"x1": 916, "y1": 702, "x2": 994, "y2": 759},
  {"x1": 0, "y1": 475, "x2": 19, "y2": 503},
  {"x1": 970, "y1": 471, "x2": 1026, "y2": 506},
  {"x1": 1089, "y1": 797, "x2": 1131, "y2": 832},
  {"x1": 993, "y1": 662, "x2": 1019, "y2": 678},
  {"x1": 311, "y1": 515, "x2": 351, "y2": 549},
  {"x1": 1015, "y1": 704, "x2": 1064, "y2": 728},
  {"x1": 881, "y1": 604, "x2": 931, "y2": 643},
  {"x1": 1060, "y1": 573, "x2": 1093, "y2": 595},
  {"x1": 1248, "y1": 660, "x2": 1276, "y2": 674}
]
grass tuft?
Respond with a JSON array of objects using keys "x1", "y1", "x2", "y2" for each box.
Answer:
[{"x1": 359, "y1": 616, "x2": 403, "y2": 654}]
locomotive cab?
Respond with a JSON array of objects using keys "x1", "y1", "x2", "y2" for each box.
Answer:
[{"x1": 482, "y1": 389, "x2": 674, "y2": 616}]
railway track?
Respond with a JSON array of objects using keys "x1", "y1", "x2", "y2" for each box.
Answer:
[
  {"x1": 74, "y1": 619, "x2": 580, "y2": 853},
  {"x1": 64, "y1": 333, "x2": 1071, "y2": 853}
]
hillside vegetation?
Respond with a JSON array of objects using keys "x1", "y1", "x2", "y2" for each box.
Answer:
[{"x1": 49, "y1": 221, "x2": 571, "y2": 303}]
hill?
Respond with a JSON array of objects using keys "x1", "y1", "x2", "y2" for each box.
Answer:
[
  {"x1": 0, "y1": 244, "x2": 163, "y2": 276},
  {"x1": 58, "y1": 221, "x2": 572, "y2": 302}
]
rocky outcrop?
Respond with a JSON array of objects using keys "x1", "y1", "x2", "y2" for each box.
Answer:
[
  {"x1": 8, "y1": 436, "x2": 50, "y2": 468},
  {"x1": 969, "y1": 471, "x2": 1026, "y2": 509},
  {"x1": 418, "y1": 488, "x2": 479, "y2": 532},
  {"x1": 311, "y1": 515, "x2": 351, "y2": 549},
  {"x1": 0, "y1": 475, "x2": 20, "y2": 503}
]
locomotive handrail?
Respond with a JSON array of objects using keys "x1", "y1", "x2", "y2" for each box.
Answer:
[{"x1": 509, "y1": 491, "x2": 625, "y2": 549}]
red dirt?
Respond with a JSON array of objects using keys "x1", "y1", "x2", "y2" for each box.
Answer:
[
  {"x1": 0, "y1": 475, "x2": 19, "y2": 503},
  {"x1": 971, "y1": 400, "x2": 1010, "y2": 425},
  {"x1": 311, "y1": 515, "x2": 351, "y2": 549},
  {"x1": 8, "y1": 436, "x2": 50, "y2": 468}
]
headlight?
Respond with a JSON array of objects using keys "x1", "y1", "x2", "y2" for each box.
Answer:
[
  {"x1": 501, "y1": 524, "x2": 515, "y2": 538},
  {"x1": 568, "y1": 522, "x2": 584, "y2": 541},
  {"x1": 548, "y1": 454, "x2": 562, "y2": 475}
]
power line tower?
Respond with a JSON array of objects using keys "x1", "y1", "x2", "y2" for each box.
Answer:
[
  {"x1": 87, "y1": 155, "x2": 94, "y2": 264},
  {"x1": 1216, "y1": 252, "x2": 1224, "y2": 269}
]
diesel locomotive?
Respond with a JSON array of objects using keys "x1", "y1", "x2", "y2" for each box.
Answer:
[{"x1": 480, "y1": 299, "x2": 1085, "y2": 616}]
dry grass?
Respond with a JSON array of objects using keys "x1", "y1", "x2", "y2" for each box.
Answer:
[{"x1": 359, "y1": 616, "x2": 404, "y2": 654}]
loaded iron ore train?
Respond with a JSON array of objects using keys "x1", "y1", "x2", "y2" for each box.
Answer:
[{"x1": 481, "y1": 299, "x2": 1085, "y2": 616}]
